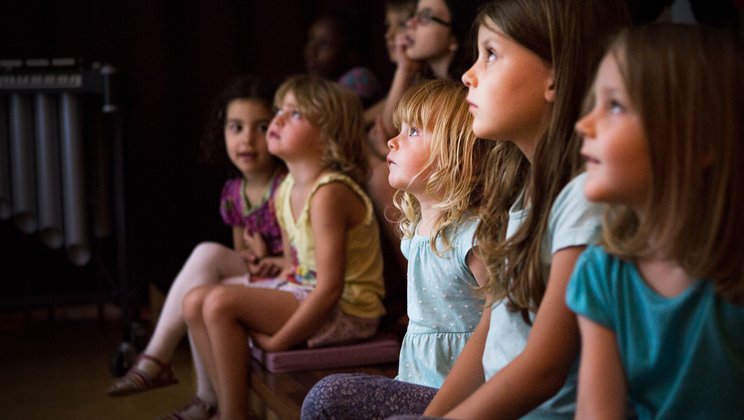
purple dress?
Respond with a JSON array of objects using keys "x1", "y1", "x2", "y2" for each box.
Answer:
[{"x1": 219, "y1": 170, "x2": 286, "y2": 256}]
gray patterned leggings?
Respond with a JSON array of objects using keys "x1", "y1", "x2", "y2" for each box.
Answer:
[{"x1": 301, "y1": 373, "x2": 438, "y2": 420}]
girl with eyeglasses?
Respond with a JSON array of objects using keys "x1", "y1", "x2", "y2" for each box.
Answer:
[{"x1": 377, "y1": 0, "x2": 483, "y2": 139}]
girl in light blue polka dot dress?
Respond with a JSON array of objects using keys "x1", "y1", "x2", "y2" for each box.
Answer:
[
  {"x1": 302, "y1": 78, "x2": 501, "y2": 419},
  {"x1": 387, "y1": 79, "x2": 491, "y2": 388}
]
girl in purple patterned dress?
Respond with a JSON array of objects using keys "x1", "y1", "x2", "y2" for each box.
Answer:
[{"x1": 107, "y1": 75, "x2": 286, "y2": 420}]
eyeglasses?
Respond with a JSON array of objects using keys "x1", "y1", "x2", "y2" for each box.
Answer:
[{"x1": 412, "y1": 8, "x2": 451, "y2": 27}]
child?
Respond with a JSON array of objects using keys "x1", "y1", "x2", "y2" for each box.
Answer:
[
  {"x1": 378, "y1": 0, "x2": 483, "y2": 138},
  {"x1": 363, "y1": 0, "x2": 416, "y2": 129},
  {"x1": 568, "y1": 23, "x2": 744, "y2": 419},
  {"x1": 359, "y1": 1, "x2": 630, "y2": 419},
  {"x1": 304, "y1": 10, "x2": 381, "y2": 107},
  {"x1": 366, "y1": 0, "x2": 483, "y2": 292},
  {"x1": 302, "y1": 79, "x2": 493, "y2": 418},
  {"x1": 106, "y1": 75, "x2": 286, "y2": 410},
  {"x1": 183, "y1": 75, "x2": 386, "y2": 419}
]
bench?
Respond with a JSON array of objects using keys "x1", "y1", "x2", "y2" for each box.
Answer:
[
  {"x1": 248, "y1": 359, "x2": 398, "y2": 420},
  {"x1": 248, "y1": 337, "x2": 400, "y2": 419}
]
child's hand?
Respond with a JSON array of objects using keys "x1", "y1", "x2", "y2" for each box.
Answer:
[
  {"x1": 247, "y1": 256, "x2": 283, "y2": 278},
  {"x1": 250, "y1": 331, "x2": 280, "y2": 352},
  {"x1": 243, "y1": 229, "x2": 268, "y2": 259},
  {"x1": 394, "y1": 32, "x2": 422, "y2": 75}
]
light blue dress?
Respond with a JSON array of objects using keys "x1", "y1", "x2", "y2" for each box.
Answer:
[
  {"x1": 482, "y1": 173, "x2": 604, "y2": 419},
  {"x1": 397, "y1": 218, "x2": 484, "y2": 388},
  {"x1": 567, "y1": 246, "x2": 744, "y2": 419}
]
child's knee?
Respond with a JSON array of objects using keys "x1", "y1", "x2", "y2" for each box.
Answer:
[
  {"x1": 190, "y1": 241, "x2": 229, "y2": 261},
  {"x1": 182, "y1": 286, "x2": 209, "y2": 324},
  {"x1": 201, "y1": 287, "x2": 236, "y2": 321}
]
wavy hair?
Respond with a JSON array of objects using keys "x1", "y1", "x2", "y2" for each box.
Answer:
[
  {"x1": 275, "y1": 75, "x2": 369, "y2": 186},
  {"x1": 392, "y1": 79, "x2": 496, "y2": 254},
  {"x1": 200, "y1": 75, "x2": 279, "y2": 176}
]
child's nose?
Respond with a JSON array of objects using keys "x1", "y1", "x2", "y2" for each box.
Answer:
[
  {"x1": 462, "y1": 66, "x2": 476, "y2": 87},
  {"x1": 575, "y1": 114, "x2": 595, "y2": 139},
  {"x1": 387, "y1": 136, "x2": 398, "y2": 150}
]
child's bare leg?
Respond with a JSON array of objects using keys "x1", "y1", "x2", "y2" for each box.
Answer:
[
  {"x1": 182, "y1": 284, "x2": 225, "y2": 400},
  {"x1": 108, "y1": 242, "x2": 247, "y2": 398},
  {"x1": 142, "y1": 242, "x2": 246, "y2": 366},
  {"x1": 202, "y1": 286, "x2": 299, "y2": 418}
]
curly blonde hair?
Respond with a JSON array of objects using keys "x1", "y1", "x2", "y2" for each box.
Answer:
[
  {"x1": 275, "y1": 75, "x2": 368, "y2": 185},
  {"x1": 392, "y1": 79, "x2": 497, "y2": 255}
]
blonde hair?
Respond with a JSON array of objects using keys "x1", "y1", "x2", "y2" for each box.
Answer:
[
  {"x1": 474, "y1": 0, "x2": 630, "y2": 312},
  {"x1": 274, "y1": 75, "x2": 368, "y2": 185},
  {"x1": 392, "y1": 79, "x2": 496, "y2": 255},
  {"x1": 600, "y1": 24, "x2": 744, "y2": 303}
]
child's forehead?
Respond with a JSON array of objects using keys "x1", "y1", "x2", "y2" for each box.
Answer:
[{"x1": 276, "y1": 91, "x2": 299, "y2": 106}]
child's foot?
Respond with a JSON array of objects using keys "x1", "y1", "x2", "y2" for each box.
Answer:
[
  {"x1": 106, "y1": 353, "x2": 178, "y2": 396},
  {"x1": 159, "y1": 397, "x2": 217, "y2": 420}
]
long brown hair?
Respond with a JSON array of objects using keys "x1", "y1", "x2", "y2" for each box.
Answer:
[
  {"x1": 600, "y1": 24, "x2": 744, "y2": 303},
  {"x1": 475, "y1": 0, "x2": 630, "y2": 313}
]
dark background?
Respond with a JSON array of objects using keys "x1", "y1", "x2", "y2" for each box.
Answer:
[{"x1": 0, "y1": 1, "x2": 394, "y2": 316}]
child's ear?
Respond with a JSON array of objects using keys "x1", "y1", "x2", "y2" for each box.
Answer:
[{"x1": 544, "y1": 70, "x2": 556, "y2": 103}]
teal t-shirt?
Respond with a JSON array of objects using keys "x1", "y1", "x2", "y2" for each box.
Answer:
[
  {"x1": 397, "y1": 218, "x2": 484, "y2": 388},
  {"x1": 567, "y1": 245, "x2": 744, "y2": 419}
]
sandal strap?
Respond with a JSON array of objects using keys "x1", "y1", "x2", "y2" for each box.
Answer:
[{"x1": 137, "y1": 353, "x2": 170, "y2": 369}]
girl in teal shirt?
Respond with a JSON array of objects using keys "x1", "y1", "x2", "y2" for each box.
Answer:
[{"x1": 569, "y1": 23, "x2": 744, "y2": 419}]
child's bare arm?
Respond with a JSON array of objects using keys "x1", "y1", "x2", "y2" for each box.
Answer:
[
  {"x1": 232, "y1": 226, "x2": 246, "y2": 251},
  {"x1": 255, "y1": 183, "x2": 354, "y2": 351},
  {"x1": 576, "y1": 316, "x2": 627, "y2": 420},
  {"x1": 444, "y1": 246, "x2": 585, "y2": 419},
  {"x1": 243, "y1": 229, "x2": 268, "y2": 259}
]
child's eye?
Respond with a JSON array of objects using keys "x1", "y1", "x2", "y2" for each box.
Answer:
[
  {"x1": 486, "y1": 48, "x2": 498, "y2": 62},
  {"x1": 608, "y1": 99, "x2": 625, "y2": 115},
  {"x1": 291, "y1": 110, "x2": 302, "y2": 119},
  {"x1": 226, "y1": 122, "x2": 243, "y2": 133},
  {"x1": 257, "y1": 122, "x2": 269, "y2": 133},
  {"x1": 408, "y1": 127, "x2": 419, "y2": 137}
]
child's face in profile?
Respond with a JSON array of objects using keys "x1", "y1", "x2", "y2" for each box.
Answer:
[
  {"x1": 304, "y1": 19, "x2": 345, "y2": 79},
  {"x1": 386, "y1": 121, "x2": 432, "y2": 195},
  {"x1": 267, "y1": 91, "x2": 323, "y2": 162},
  {"x1": 576, "y1": 52, "x2": 651, "y2": 210},
  {"x1": 385, "y1": 7, "x2": 413, "y2": 63},
  {"x1": 462, "y1": 18, "x2": 553, "y2": 159},
  {"x1": 224, "y1": 99, "x2": 275, "y2": 179}
]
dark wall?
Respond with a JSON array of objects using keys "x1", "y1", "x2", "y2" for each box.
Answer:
[{"x1": 0, "y1": 1, "x2": 393, "y2": 297}]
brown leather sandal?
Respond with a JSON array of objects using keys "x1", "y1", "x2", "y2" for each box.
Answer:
[{"x1": 106, "y1": 353, "x2": 178, "y2": 396}]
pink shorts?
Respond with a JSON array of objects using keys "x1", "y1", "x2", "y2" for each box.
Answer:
[{"x1": 244, "y1": 278, "x2": 379, "y2": 348}]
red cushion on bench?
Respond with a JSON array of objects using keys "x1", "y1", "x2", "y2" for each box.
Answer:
[{"x1": 250, "y1": 335, "x2": 400, "y2": 373}]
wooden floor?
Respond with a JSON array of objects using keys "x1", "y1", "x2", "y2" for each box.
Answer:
[
  {"x1": 0, "y1": 308, "x2": 400, "y2": 420},
  {"x1": 0, "y1": 310, "x2": 197, "y2": 420}
]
